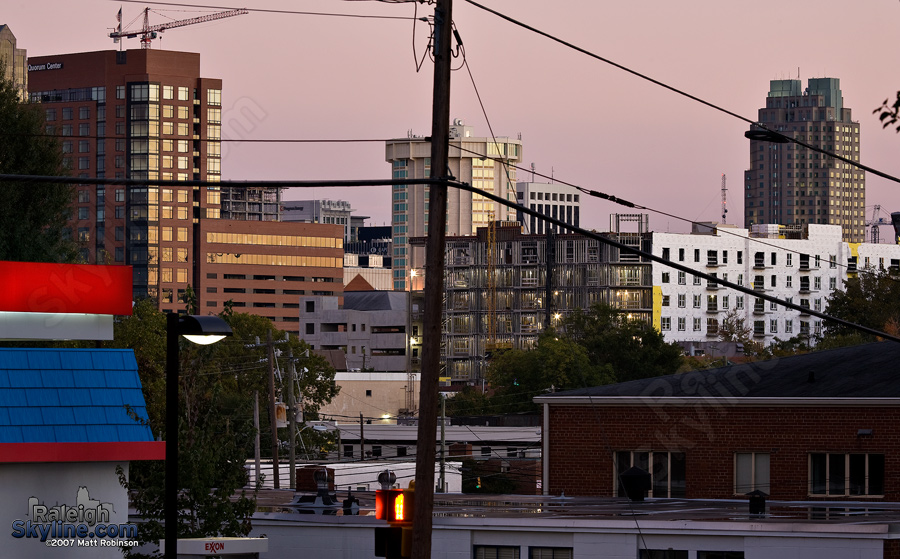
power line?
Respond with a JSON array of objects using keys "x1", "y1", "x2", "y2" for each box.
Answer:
[
  {"x1": 461, "y1": 0, "x2": 900, "y2": 186},
  {"x1": 1, "y1": 172, "x2": 895, "y2": 342}
]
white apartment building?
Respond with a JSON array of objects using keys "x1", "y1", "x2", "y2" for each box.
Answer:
[{"x1": 652, "y1": 223, "x2": 900, "y2": 348}]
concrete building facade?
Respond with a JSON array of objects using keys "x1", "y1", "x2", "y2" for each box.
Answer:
[
  {"x1": 385, "y1": 119, "x2": 523, "y2": 290},
  {"x1": 745, "y1": 77, "x2": 865, "y2": 243},
  {"x1": 652, "y1": 223, "x2": 900, "y2": 348},
  {"x1": 283, "y1": 200, "x2": 355, "y2": 242},
  {"x1": 515, "y1": 181, "x2": 581, "y2": 235}
]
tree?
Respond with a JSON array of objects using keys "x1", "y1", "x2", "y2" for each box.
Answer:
[
  {"x1": 561, "y1": 302, "x2": 684, "y2": 383},
  {"x1": 718, "y1": 308, "x2": 751, "y2": 345},
  {"x1": 112, "y1": 304, "x2": 338, "y2": 556},
  {"x1": 484, "y1": 332, "x2": 613, "y2": 414},
  {"x1": 874, "y1": 93, "x2": 900, "y2": 133},
  {"x1": 823, "y1": 270, "x2": 900, "y2": 344},
  {"x1": 0, "y1": 62, "x2": 79, "y2": 263}
]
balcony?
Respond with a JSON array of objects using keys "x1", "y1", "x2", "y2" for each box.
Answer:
[
  {"x1": 753, "y1": 302, "x2": 767, "y2": 314},
  {"x1": 706, "y1": 304, "x2": 719, "y2": 313}
]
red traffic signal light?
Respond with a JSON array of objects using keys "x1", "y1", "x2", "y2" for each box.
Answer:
[{"x1": 375, "y1": 489, "x2": 414, "y2": 525}]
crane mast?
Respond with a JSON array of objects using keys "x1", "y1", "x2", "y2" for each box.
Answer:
[
  {"x1": 110, "y1": 7, "x2": 249, "y2": 49},
  {"x1": 721, "y1": 173, "x2": 727, "y2": 224}
]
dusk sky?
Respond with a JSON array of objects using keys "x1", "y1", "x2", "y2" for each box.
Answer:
[{"x1": 7, "y1": 0, "x2": 900, "y2": 234}]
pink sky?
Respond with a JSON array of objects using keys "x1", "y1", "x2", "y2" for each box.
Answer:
[{"x1": 7, "y1": 0, "x2": 900, "y2": 235}]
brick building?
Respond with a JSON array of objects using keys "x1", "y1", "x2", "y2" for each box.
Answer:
[
  {"x1": 198, "y1": 220, "x2": 343, "y2": 334},
  {"x1": 535, "y1": 341, "x2": 900, "y2": 502}
]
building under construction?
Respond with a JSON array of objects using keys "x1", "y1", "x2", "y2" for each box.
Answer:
[{"x1": 413, "y1": 214, "x2": 653, "y2": 384}]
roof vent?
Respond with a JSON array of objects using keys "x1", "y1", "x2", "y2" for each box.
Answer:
[{"x1": 619, "y1": 466, "x2": 651, "y2": 502}]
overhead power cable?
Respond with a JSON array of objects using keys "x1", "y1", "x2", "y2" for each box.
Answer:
[
  {"x1": 462, "y1": 0, "x2": 900, "y2": 186},
  {"x1": 0, "y1": 172, "x2": 895, "y2": 343}
]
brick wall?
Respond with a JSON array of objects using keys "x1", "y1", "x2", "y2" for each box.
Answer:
[{"x1": 547, "y1": 404, "x2": 900, "y2": 501}]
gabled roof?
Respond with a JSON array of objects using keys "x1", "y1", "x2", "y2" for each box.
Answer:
[
  {"x1": 536, "y1": 341, "x2": 900, "y2": 403},
  {"x1": 0, "y1": 348, "x2": 164, "y2": 462},
  {"x1": 345, "y1": 274, "x2": 375, "y2": 291}
]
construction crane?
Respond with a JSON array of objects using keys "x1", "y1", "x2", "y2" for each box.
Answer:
[
  {"x1": 866, "y1": 205, "x2": 892, "y2": 244},
  {"x1": 110, "y1": 7, "x2": 249, "y2": 49}
]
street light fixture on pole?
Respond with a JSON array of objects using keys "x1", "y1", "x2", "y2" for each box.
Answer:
[{"x1": 165, "y1": 314, "x2": 232, "y2": 559}]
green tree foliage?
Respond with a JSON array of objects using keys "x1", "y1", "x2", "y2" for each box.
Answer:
[
  {"x1": 561, "y1": 302, "x2": 684, "y2": 383},
  {"x1": 111, "y1": 303, "x2": 338, "y2": 556},
  {"x1": 448, "y1": 303, "x2": 682, "y2": 417},
  {"x1": 0, "y1": 63, "x2": 78, "y2": 263},
  {"x1": 823, "y1": 270, "x2": 900, "y2": 344},
  {"x1": 484, "y1": 332, "x2": 613, "y2": 414}
]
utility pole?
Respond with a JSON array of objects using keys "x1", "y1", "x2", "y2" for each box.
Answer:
[
  {"x1": 438, "y1": 394, "x2": 446, "y2": 493},
  {"x1": 359, "y1": 412, "x2": 365, "y2": 460},
  {"x1": 253, "y1": 391, "x2": 261, "y2": 486},
  {"x1": 287, "y1": 347, "x2": 297, "y2": 489},
  {"x1": 412, "y1": 0, "x2": 453, "y2": 555},
  {"x1": 266, "y1": 330, "x2": 280, "y2": 489}
]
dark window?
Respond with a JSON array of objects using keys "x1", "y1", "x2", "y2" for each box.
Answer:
[
  {"x1": 344, "y1": 445, "x2": 354, "y2": 458},
  {"x1": 365, "y1": 390, "x2": 372, "y2": 397},
  {"x1": 206, "y1": 273, "x2": 217, "y2": 279},
  {"x1": 640, "y1": 552, "x2": 687, "y2": 559},
  {"x1": 305, "y1": 323, "x2": 314, "y2": 335},
  {"x1": 529, "y1": 548, "x2": 572, "y2": 559},
  {"x1": 372, "y1": 445, "x2": 382, "y2": 457},
  {"x1": 306, "y1": 301, "x2": 315, "y2": 313},
  {"x1": 475, "y1": 546, "x2": 520, "y2": 559}
]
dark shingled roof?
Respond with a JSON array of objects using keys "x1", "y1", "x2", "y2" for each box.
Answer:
[{"x1": 539, "y1": 342, "x2": 900, "y2": 400}]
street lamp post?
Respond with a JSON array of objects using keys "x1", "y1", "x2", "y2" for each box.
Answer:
[{"x1": 165, "y1": 313, "x2": 233, "y2": 559}]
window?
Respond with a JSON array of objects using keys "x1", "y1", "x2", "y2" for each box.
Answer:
[
  {"x1": 786, "y1": 276, "x2": 792, "y2": 288},
  {"x1": 736, "y1": 296, "x2": 744, "y2": 310},
  {"x1": 829, "y1": 277, "x2": 837, "y2": 290},
  {"x1": 677, "y1": 294, "x2": 685, "y2": 308},
  {"x1": 616, "y1": 451, "x2": 685, "y2": 498},
  {"x1": 677, "y1": 317, "x2": 685, "y2": 331},
  {"x1": 693, "y1": 275, "x2": 701, "y2": 286},
  {"x1": 661, "y1": 272, "x2": 670, "y2": 284},
  {"x1": 662, "y1": 295, "x2": 670, "y2": 307},
  {"x1": 786, "y1": 253, "x2": 792, "y2": 266},
  {"x1": 529, "y1": 548, "x2": 572, "y2": 559},
  {"x1": 697, "y1": 553, "x2": 744, "y2": 559},
  {"x1": 475, "y1": 546, "x2": 519, "y2": 559},
  {"x1": 677, "y1": 271, "x2": 686, "y2": 285},
  {"x1": 678, "y1": 248, "x2": 685, "y2": 261},
  {"x1": 693, "y1": 317, "x2": 701, "y2": 331},
  {"x1": 737, "y1": 250, "x2": 743, "y2": 264},
  {"x1": 640, "y1": 552, "x2": 687, "y2": 559},
  {"x1": 305, "y1": 323, "x2": 314, "y2": 335},
  {"x1": 660, "y1": 317, "x2": 671, "y2": 331},
  {"x1": 662, "y1": 248, "x2": 670, "y2": 260},
  {"x1": 692, "y1": 295, "x2": 701, "y2": 309},
  {"x1": 694, "y1": 249, "x2": 700, "y2": 262},
  {"x1": 810, "y1": 453, "x2": 884, "y2": 496}
]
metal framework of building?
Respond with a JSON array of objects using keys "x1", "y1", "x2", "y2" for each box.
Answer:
[{"x1": 413, "y1": 214, "x2": 654, "y2": 384}]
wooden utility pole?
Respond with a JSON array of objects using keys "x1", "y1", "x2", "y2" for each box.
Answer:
[
  {"x1": 287, "y1": 347, "x2": 297, "y2": 489},
  {"x1": 359, "y1": 412, "x2": 365, "y2": 460},
  {"x1": 266, "y1": 330, "x2": 280, "y2": 489},
  {"x1": 412, "y1": 0, "x2": 453, "y2": 555},
  {"x1": 253, "y1": 390, "x2": 261, "y2": 486}
]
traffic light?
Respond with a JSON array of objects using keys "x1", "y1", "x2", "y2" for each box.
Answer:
[{"x1": 375, "y1": 478, "x2": 415, "y2": 558}]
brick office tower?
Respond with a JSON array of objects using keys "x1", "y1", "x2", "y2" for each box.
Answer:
[
  {"x1": 745, "y1": 77, "x2": 865, "y2": 243},
  {"x1": 28, "y1": 49, "x2": 223, "y2": 310}
]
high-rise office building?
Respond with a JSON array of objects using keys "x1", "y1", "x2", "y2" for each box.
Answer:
[
  {"x1": 385, "y1": 119, "x2": 522, "y2": 290},
  {"x1": 745, "y1": 77, "x2": 864, "y2": 243},
  {"x1": 27, "y1": 49, "x2": 344, "y2": 329},
  {"x1": 28, "y1": 49, "x2": 223, "y2": 307},
  {"x1": 0, "y1": 25, "x2": 27, "y2": 99}
]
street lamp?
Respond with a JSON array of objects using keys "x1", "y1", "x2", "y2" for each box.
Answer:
[{"x1": 165, "y1": 313, "x2": 233, "y2": 559}]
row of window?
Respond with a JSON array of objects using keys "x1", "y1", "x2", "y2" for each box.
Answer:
[
  {"x1": 661, "y1": 248, "x2": 839, "y2": 269},
  {"x1": 661, "y1": 316, "x2": 821, "y2": 335},
  {"x1": 613, "y1": 451, "x2": 884, "y2": 498}
]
